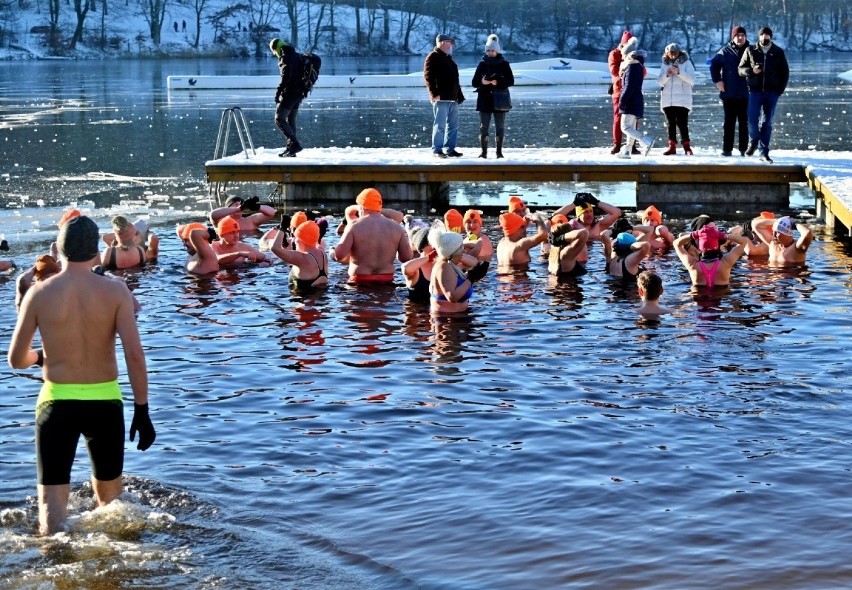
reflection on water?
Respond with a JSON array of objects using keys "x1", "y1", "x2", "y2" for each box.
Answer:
[{"x1": 2, "y1": 224, "x2": 852, "y2": 587}]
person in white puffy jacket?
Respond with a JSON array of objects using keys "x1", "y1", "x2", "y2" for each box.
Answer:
[{"x1": 657, "y1": 43, "x2": 695, "y2": 155}]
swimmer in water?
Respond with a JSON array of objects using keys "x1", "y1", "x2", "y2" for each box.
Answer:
[{"x1": 7, "y1": 215, "x2": 155, "y2": 535}]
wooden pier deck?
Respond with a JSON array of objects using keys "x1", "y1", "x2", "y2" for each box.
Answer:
[{"x1": 205, "y1": 147, "x2": 852, "y2": 233}]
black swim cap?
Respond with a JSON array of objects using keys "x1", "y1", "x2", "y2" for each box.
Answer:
[{"x1": 58, "y1": 215, "x2": 100, "y2": 262}]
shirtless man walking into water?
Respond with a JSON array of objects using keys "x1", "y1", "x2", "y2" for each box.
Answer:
[
  {"x1": 8, "y1": 215, "x2": 155, "y2": 535},
  {"x1": 333, "y1": 188, "x2": 413, "y2": 283},
  {"x1": 751, "y1": 215, "x2": 814, "y2": 266}
]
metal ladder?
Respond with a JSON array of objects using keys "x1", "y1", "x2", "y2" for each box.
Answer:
[{"x1": 209, "y1": 107, "x2": 256, "y2": 205}]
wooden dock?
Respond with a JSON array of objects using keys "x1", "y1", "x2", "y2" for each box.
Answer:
[{"x1": 205, "y1": 147, "x2": 851, "y2": 233}]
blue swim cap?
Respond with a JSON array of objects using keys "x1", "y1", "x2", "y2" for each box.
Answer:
[{"x1": 614, "y1": 232, "x2": 636, "y2": 255}]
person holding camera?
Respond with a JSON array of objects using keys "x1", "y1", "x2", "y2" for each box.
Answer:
[
  {"x1": 657, "y1": 42, "x2": 696, "y2": 155},
  {"x1": 209, "y1": 194, "x2": 276, "y2": 233},
  {"x1": 471, "y1": 34, "x2": 515, "y2": 159},
  {"x1": 738, "y1": 27, "x2": 789, "y2": 163}
]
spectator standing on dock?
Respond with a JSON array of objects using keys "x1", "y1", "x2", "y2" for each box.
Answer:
[
  {"x1": 617, "y1": 43, "x2": 655, "y2": 159},
  {"x1": 657, "y1": 43, "x2": 695, "y2": 155},
  {"x1": 738, "y1": 27, "x2": 789, "y2": 163},
  {"x1": 333, "y1": 188, "x2": 413, "y2": 284},
  {"x1": 270, "y1": 38, "x2": 305, "y2": 157},
  {"x1": 471, "y1": 34, "x2": 514, "y2": 159},
  {"x1": 608, "y1": 31, "x2": 638, "y2": 155},
  {"x1": 710, "y1": 26, "x2": 750, "y2": 156},
  {"x1": 424, "y1": 34, "x2": 465, "y2": 158}
]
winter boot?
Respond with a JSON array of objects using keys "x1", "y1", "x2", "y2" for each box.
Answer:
[
  {"x1": 663, "y1": 140, "x2": 677, "y2": 156},
  {"x1": 496, "y1": 136, "x2": 504, "y2": 159},
  {"x1": 479, "y1": 135, "x2": 488, "y2": 159},
  {"x1": 682, "y1": 140, "x2": 693, "y2": 155}
]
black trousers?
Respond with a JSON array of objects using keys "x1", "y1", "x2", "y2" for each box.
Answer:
[
  {"x1": 479, "y1": 111, "x2": 506, "y2": 137},
  {"x1": 663, "y1": 106, "x2": 690, "y2": 143},
  {"x1": 275, "y1": 94, "x2": 301, "y2": 144},
  {"x1": 722, "y1": 97, "x2": 749, "y2": 154}
]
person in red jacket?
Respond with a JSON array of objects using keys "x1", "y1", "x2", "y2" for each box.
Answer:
[{"x1": 608, "y1": 31, "x2": 640, "y2": 155}]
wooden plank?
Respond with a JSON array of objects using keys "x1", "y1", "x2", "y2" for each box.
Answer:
[
  {"x1": 205, "y1": 162, "x2": 807, "y2": 185},
  {"x1": 806, "y1": 167, "x2": 852, "y2": 233}
]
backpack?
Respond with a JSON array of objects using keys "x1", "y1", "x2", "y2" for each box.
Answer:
[{"x1": 299, "y1": 52, "x2": 321, "y2": 99}]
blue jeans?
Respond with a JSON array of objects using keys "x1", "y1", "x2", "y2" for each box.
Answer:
[
  {"x1": 747, "y1": 91, "x2": 779, "y2": 155},
  {"x1": 431, "y1": 100, "x2": 458, "y2": 153}
]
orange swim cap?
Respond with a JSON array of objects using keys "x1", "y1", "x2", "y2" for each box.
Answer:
[
  {"x1": 177, "y1": 222, "x2": 208, "y2": 241},
  {"x1": 294, "y1": 220, "x2": 320, "y2": 247},
  {"x1": 57, "y1": 209, "x2": 81, "y2": 227},
  {"x1": 760, "y1": 211, "x2": 776, "y2": 219},
  {"x1": 463, "y1": 209, "x2": 482, "y2": 223},
  {"x1": 216, "y1": 216, "x2": 240, "y2": 236},
  {"x1": 508, "y1": 195, "x2": 526, "y2": 213},
  {"x1": 499, "y1": 212, "x2": 526, "y2": 236},
  {"x1": 34, "y1": 254, "x2": 60, "y2": 281},
  {"x1": 551, "y1": 213, "x2": 568, "y2": 225},
  {"x1": 355, "y1": 188, "x2": 383, "y2": 212},
  {"x1": 444, "y1": 209, "x2": 464, "y2": 233},
  {"x1": 290, "y1": 210, "x2": 308, "y2": 230},
  {"x1": 643, "y1": 205, "x2": 662, "y2": 224}
]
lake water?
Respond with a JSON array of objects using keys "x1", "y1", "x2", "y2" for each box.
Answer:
[{"x1": 1, "y1": 56, "x2": 852, "y2": 589}]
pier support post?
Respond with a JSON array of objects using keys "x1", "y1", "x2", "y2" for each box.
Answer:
[{"x1": 636, "y1": 183, "x2": 789, "y2": 217}]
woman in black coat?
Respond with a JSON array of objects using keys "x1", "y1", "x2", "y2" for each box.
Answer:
[{"x1": 471, "y1": 34, "x2": 515, "y2": 158}]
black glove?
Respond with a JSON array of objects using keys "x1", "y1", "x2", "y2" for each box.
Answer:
[
  {"x1": 278, "y1": 214, "x2": 292, "y2": 232},
  {"x1": 0, "y1": 239, "x2": 8, "y2": 251},
  {"x1": 240, "y1": 196, "x2": 261, "y2": 211},
  {"x1": 457, "y1": 94, "x2": 465, "y2": 104},
  {"x1": 611, "y1": 217, "x2": 633, "y2": 235},
  {"x1": 207, "y1": 226, "x2": 218, "y2": 242},
  {"x1": 574, "y1": 192, "x2": 598, "y2": 207},
  {"x1": 740, "y1": 223, "x2": 754, "y2": 240},
  {"x1": 549, "y1": 223, "x2": 571, "y2": 246},
  {"x1": 316, "y1": 218, "x2": 329, "y2": 240},
  {"x1": 129, "y1": 403, "x2": 156, "y2": 451},
  {"x1": 466, "y1": 261, "x2": 489, "y2": 283}
]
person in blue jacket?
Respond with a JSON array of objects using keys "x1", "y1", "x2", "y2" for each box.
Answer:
[
  {"x1": 710, "y1": 26, "x2": 750, "y2": 156},
  {"x1": 738, "y1": 27, "x2": 790, "y2": 163},
  {"x1": 617, "y1": 42, "x2": 655, "y2": 159}
]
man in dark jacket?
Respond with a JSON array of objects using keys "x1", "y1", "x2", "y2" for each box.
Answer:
[
  {"x1": 738, "y1": 27, "x2": 789, "y2": 163},
  {"x1": 424, "y1": 34, "x2": 465, "y2": 158},
  {"x1": 270, "y1": 38, "x2": 304, "y2": 157},
  {"x1": 710, "y1": 26, "x2": 750, "y2": 156}
]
